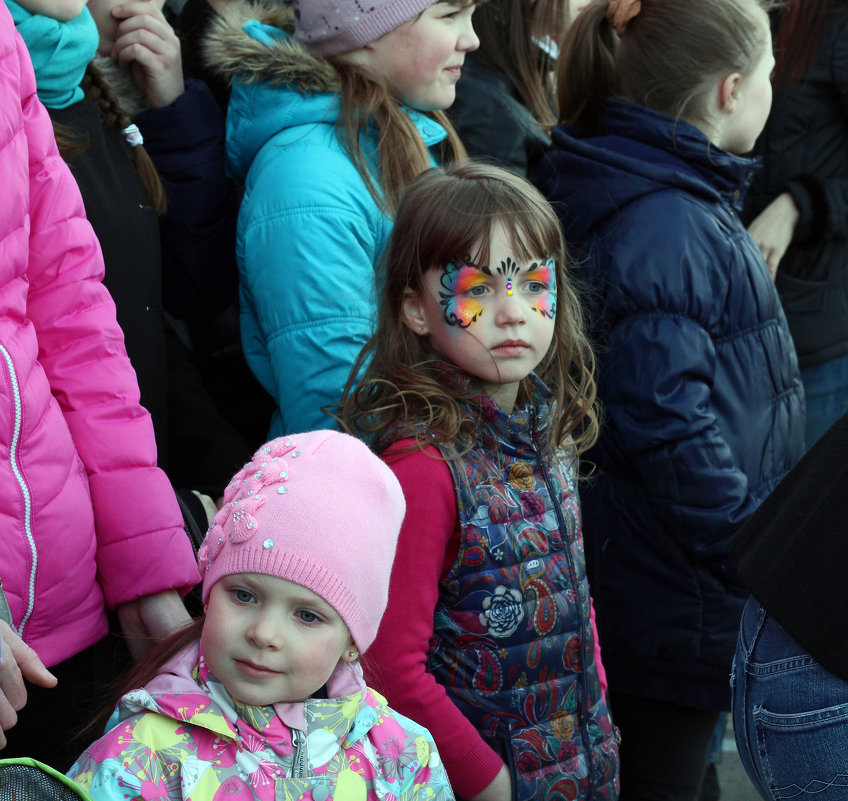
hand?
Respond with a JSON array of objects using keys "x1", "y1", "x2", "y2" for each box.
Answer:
[
  {"x1": 469, "y1": 764, "x2": 512, "y2": 801},
  {"x1": 747, "y1": 192, "x2": 800, "y2": 280},
  {"x1": 0, "y1": 621, "x2": 57, "y2": 750},
  {"x1": 117, "y1": 590, "x2": 192, "y2": 660},
  {"x1": 111, "y1": 2, "x2": 185, "y2": 108}
]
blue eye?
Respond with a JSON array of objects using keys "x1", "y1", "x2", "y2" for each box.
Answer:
[
  {"x1": 526, "y1": 282, "x2": 546, "y2": 294},
  {"x1": 233, "y1": 588, "x2": 255, "y2": 604},
  {"x1": 466, "y1": 284, "x2": 488, "y2": 297},
  {"x1": 297, "y1": 610, "x2": 320, "y2": 624}
]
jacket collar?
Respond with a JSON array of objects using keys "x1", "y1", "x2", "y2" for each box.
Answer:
[
  {"x1": 114, "y1": 642, "x2": 377, "y2": 767},
  {"x1": 597, "y1": 100, "x2": 758, "y2": 204},
  {"x1": 434, "y1": 361, "x2": 555, "y2": 455},
  {"x1": 547, "y1": 99, "x2": 759, "y2": 244}
]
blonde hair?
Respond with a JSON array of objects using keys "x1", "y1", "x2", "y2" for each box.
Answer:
[
  {"x1": 336, "y1": 162, "x2": 598, "y2": 459},
  {"x1": 557, "y1": 0, "x2": 769, "y2": 131}
]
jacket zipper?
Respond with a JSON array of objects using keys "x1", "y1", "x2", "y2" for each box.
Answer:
[
  {"x1": 291, "y1": 729, "x2": 308, "y2": 777},
  {"x1": 0, "y1": 344, "x2": 35, "y2": 638},
  {"x1": 530, "y1": 415, "x2": 596, "y2": 801}
]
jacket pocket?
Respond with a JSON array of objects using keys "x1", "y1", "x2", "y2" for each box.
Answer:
[
  {"x1": 487, "y1": 723, "x2": 518, "y2": 801},
  {"x1": 777, "y1": 272, "x2": 827, "y2": 315}
]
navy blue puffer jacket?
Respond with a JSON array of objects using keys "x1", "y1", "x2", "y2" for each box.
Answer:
[{"x1": 538, "y1": 100, "x2": 805, "y2": 710}]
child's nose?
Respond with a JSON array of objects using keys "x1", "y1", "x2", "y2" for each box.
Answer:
[
  {"x1": 495, "y1": 290, "x2": 527, "y2": 326},
  {"x1": 459, "y1": 17, "x2": 480, "y2": 52},
  {"x1": 247, "y1": 614, "x2": 283, "y2": 649}
]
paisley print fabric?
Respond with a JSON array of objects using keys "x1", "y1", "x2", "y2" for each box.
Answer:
[
  {"x1": 68, "y1": 642, "x2": 454, "y2": 800},
  {"x1": 429, "y1": 371, "x2": 619, "y2": 800}
]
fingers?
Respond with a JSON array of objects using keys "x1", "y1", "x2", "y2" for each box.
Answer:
[
  {"x1": 0, "y1": 657, "x2": 25, "y2": 714},
  {"x1": 110, "y1": 3, "x2": 181, "y2": 65},
  {"x1": 111, "y1": 1, "x2": 170, "y2": 24},
  {"x1": 112, "y1": 21, "x2": 180, "y2": 63},
  {"x1": 0, "y1": 622, "x2": 56, "y2": 709},
  {"x1": 110, "y1": 10, "x2": 184, "y2": 108},
  {"x1": 8, "y1": 636, "x2": 57, "y2": 690},
  {"x1": 0, "y1": 692, "x2": 15, "y2": 750}
]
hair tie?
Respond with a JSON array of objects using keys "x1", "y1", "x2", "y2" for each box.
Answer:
[
  {"x1": 122, "y1": 124, "x2": 144, "y2": 148},
  {"x1": 607, "y1": 0, "x2": 641, "y2": 35}
]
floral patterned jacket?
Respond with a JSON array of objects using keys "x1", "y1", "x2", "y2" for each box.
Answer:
[
  {"x1": 68, "y1": 643, "x2": 454, "y2": 801},
  {"x1": 430, "y1": 375, "x2": 619, "y2": 800}
]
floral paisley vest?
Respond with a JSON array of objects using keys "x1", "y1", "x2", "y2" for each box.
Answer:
[{"x1": 430, "y1": 377, "x2": 619, "y2": 800}]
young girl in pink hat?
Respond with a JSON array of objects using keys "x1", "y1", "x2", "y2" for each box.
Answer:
[{"x1": 69, "y1": 431, "x2": 454, "y2": 800}]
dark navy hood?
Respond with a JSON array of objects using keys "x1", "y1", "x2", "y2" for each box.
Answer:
[{"x1": 539, "y1": 100, "x2": 758, "y2": 245}]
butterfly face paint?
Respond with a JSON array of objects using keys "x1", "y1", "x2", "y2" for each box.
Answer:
[
  {"x1": 413, "y1": 225, "x2": 558, "y2": 412},
  {"x1": 438, "y1": 259, "x2": 492, "y2": 328},
  {"x1": 525, "y1": 259, "x2": 557, "y2": 319},
  {"x1": 496, "y1": 257, "x2": 521, "y2": 300}
]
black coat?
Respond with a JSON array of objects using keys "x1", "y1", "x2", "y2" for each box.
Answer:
[
  {"x1": 49, "y1": 82, "x2": 250, "y2": 492},
  {"x1": 743, "y1": 5, "x2": 848, "y2": 369},
  {"x1": 448, "y1": 55, "x2": 549, "y2": 181},
  {"x1": 730, "y1": 411, "x2": 848, "y2": 684}
]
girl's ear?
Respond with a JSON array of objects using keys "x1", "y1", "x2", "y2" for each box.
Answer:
[
  {"x1": 401, "y1": 287, "x2": 430, "y2": 337},
  {"x1": 718, "y1": 72, "x2": 743, "y2": 114},
  {"x1": 341, "y1": 644, "x2": 360, "y2": 663}
]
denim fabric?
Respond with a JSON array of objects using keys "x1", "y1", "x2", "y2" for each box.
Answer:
[
  {"x1": 732, "y1": 597, "x2": 848, "y2": 799},
  {"x1": 801, "y1": 352, "x2": 848, "y2": 449}
]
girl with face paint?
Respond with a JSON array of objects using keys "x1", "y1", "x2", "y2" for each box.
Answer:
[{"x1": 337, "y1": 162, "x2": 620, "y2": 801}]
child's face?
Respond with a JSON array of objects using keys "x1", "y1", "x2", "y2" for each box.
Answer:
[
  {"x1": 402, "y1": 224, "x2": 557, "y2": 411},
  {"x1": 201, "y1": 574, "x2": 357, "y2": 706},
  {"x1": 350, "y1": 1, "x2": 480, "y2": 111}
]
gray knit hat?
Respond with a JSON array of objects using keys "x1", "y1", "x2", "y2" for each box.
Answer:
[{"x1": 292, "y1": 0, "x2": 436, "y2": 56}]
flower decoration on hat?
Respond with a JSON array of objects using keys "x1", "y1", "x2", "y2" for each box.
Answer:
[{"x1": 198, "y1": 439, "x2": 300, "y2": 573}]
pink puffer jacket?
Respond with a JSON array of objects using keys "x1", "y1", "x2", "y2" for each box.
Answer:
[{"x1": 0, "y1": 7, "x2": 200, "y2": 667}]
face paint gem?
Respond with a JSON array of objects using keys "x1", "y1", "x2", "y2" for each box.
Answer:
[{"x1": 506, "y1": 280, "x2": 513, "y2": 296}]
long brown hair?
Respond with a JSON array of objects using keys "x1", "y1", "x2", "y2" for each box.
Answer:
[
  {"x1": 54, "y1": 62, "x2": 167, "y2": 215},
  {"x1": 557, "y1": 0, "x2": 769, "y2": 132},
  {"x1": 773, "y1": 0, "x2": 832, "y2": 88},
  {"x1": 327, "y1": 56, "x2": 467, "y2": 216},
  {"x1": 468, "y1": 0, "x2": 564, "y2": 130},
  {"x1": 336, "y1": 162, "x2": 598, "y2": 460}
]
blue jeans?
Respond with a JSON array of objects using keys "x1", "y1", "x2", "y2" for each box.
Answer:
[
  {"x1": 732, "y1": 597, "x2": 848, "y2": 800},
  {"x1": 801, "y1": 352, "x2": 848, "y2": 449}
]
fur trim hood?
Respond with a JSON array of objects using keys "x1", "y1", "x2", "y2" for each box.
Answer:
[
  {"x1": 203, "y1": 2, "x2": 337, "y2": 94},
  {"x1": 204, "y1": 2, "x2": 348, "y2": 181}
]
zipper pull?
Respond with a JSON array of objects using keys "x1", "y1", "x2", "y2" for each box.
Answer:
[{"x1": 291, "y1": 729, "x2": 308, "y2": 778}]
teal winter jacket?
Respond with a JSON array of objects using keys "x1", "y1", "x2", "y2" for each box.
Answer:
[{"x1": 209, "y1": 5, "x2": 448, "y2": 436}]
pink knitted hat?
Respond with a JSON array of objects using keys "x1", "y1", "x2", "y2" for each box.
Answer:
[
  {"x1": 198, "y1": 431, "x2": 406, "y2": 652},
  {"x1": 292, "y1": 0, "x2": 436, "y2": 56}
]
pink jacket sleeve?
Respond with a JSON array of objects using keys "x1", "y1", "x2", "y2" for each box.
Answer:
[
  {"x1": 366, "y1": 441, "x2": 505, "y2": 799},
  {"x1": 16, "y1": 31, "x2": 199, "y2": 605}
]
